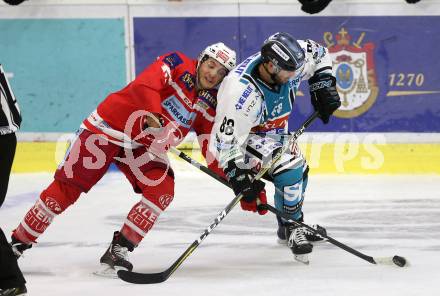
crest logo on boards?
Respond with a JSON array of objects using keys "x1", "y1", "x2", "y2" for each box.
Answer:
[{"x1": 324, "y1": 28, "x2": 378, "y2": 118}]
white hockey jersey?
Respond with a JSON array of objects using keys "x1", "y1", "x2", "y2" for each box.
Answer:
[{"x1": 211, "y1": 39, "x2": 333, "y2": 168}]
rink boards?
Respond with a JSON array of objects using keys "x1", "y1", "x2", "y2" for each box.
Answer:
[
  {"x1": 11, "y1": 136, "x2": 440, "y2": 174},
  {"x1": 1, "y1": 2, "x2": 440, "y2": 174}
]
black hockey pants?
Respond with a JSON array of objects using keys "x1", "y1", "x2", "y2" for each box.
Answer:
[
  {"x1": 0, "y1": 132, "x2": 26, "y2": 289},
  {"x1": 0, "y1": 132, "x2": 17, "y2": 206}
]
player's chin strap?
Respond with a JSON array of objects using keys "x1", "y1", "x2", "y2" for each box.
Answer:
[{"x1": 116, "y1": 112, "x2": 320, "y2": 284}]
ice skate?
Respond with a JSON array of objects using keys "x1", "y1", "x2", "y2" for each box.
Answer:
[
  {"x1": 286, "y1": 224, "x2": 313, "y2": 264},
  {"x1": 10, "y1": 236, "x2": 32, "y2": 259},
  {"x1": 0, "y1": 285, "x2": 27, "y2": 296},
  {"x1": 303, "y1": 224, "x2": 327, "y2": 242},
  {"x1": 277, "y1": 221, "x2": 327, "y2": 244},
  {"x1": 94, "y1": 231, "x2": 134, "y2": 278}
]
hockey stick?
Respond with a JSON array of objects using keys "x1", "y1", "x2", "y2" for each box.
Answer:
[
  {"x1": 259, "y1": 204, "x2": 407, "y2": 267},
  {"x1": 117, "y1": 112, "x2": 319, "y2": 284},
  {"x1": 167, "y1": 131, "x2": 408, "y2": 268}
]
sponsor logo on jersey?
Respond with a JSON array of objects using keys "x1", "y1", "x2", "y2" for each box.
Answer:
[
  {"x1": 289, "y1": 76, "x2": 301, "y2": 91},
  {"x1": 179, "y1": 71, "x2": 195, "y2": 91},
  {"x1": 256, "y1": 117, "x2": 288, "y2": 132},
  {"x1": 158, "y1": 194, "x2": 174, "y2": 209},
  {"x1": 198, "y1": 89, "x2": 217, "y2": 109},
  {"x1": 44, "y1": 197, "x2": 62, "y2": 213},
  {"x1": 195, "y1": 100, "x2": 209, "y2": 111},
  {"x1": 235, "y1": 85, "x2": 253, "y2": 110},
  {"x1": 324, "y1": 27, "x2": 378, "y2": 118},
  {"x1": 244, "y1": 98, "x2": 257, "y2": 116},
  {"x1": 162, "y1": 95, "x2": 194, "y2": 128},
  {"x1": 235, "y1": 53, "x2": 259, "y2": 75},
  {"x1": 162, "y1": 52, "x2": 183, "y2": 70}
]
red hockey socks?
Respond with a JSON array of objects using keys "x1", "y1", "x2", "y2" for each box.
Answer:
[
  {"x1": 12, "y1": 180, "x2": 81, "y2": 244},
  {"x1": 120, "y1": 169, "x2": 174, "y2": 246}
]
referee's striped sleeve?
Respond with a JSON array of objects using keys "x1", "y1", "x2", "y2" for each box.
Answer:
[{"x1": 0, "y1": 64, "x2": 22, "y2": 135}]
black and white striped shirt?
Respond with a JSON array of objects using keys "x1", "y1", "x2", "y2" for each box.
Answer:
[{"x1": 0, "y1": 64, "x2": 21, "y2": 135}]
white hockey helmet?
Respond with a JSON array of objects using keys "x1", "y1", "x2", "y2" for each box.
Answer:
[{"x1": 198, "y1": 42, "x2": 237, "y2": 72}]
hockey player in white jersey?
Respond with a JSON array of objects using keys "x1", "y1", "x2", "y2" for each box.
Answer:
[{"x1": 211, "y1": 32, "x2": 341, "y2": 263}]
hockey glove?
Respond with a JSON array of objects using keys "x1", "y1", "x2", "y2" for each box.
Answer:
[
  {"x1": 136, "y1": 114, "x2": 178, "y2": 153},
  {"x1": 4, "y1": 0, "x2": 27, "y2": 5},
  {"x1": 224, "y1": 161, "x2": 268, "y2": 215},
  {"x1": 241, "y1": 188, "x2": 268, "y2": 215},
  {"x1": 309, "y1": 73, "x2": 341, "y2": 124}
]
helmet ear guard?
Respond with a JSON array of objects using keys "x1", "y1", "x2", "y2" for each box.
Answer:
[
  {"x1": 198, "y1": 42, "x2": 237, "y2": 72},
  {"x1": 261, "y1": 32, "x2": 305, "y2": 72}
]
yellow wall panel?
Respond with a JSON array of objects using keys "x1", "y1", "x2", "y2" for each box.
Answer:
[{"x1": 11, "y1": 142, "x2": 440, "y2": 174}]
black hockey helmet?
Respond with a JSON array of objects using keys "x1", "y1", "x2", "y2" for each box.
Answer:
[{"x1": 261, "y1": 32, "x2": 305, "y2": 72}]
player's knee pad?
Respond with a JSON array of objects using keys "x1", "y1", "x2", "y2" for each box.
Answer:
[{"x1": 273, "y1": 165, "x2": 307, "y2": 221}]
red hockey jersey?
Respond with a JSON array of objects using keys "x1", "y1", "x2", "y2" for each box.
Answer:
[
  {"x1": 192, "y1": 89, "x2": 224, "y2": 177},
  {"x1": 82, "y1": 51, "x2": 213, "y2": 150},
  {"x1": 81, "y1": 51, "x2": 222, "y2": 175}
]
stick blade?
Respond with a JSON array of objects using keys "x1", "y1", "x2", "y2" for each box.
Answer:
[
  {"x1": 374, "y1": 255, "x2": 409, "y2": 267},
  {"x1": 117, "y1": 269, "x2": 169, "y2": 284}
]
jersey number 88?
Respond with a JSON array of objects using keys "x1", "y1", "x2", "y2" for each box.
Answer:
[{"x1": 220, "y1": 117, "x2": 234, "y2": 136}]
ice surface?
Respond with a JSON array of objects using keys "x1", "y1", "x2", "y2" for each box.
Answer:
[{"x1": 1, "y1": 160, "x2": 439, "y2": 295}]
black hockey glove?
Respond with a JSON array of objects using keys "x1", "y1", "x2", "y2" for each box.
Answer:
[
  {"x1": 309, "y1": 73, "x2": 341, "y2": 124},
  {"x1": 224, "y1": 161, "x2": 265, "y2": 203},
  {"x1": 298, "y1": 0, "x2": 332, "y2": 14},
  {"x1": 3, "y1": 0, "x2": 27, "y2": 5}
]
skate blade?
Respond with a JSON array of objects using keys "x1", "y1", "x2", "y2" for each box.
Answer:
[
  {"x1": 294, "y1": 254, "x2": 310, "y2": 265},
  {"x1": 309, "y1": 238, "x2": 327, "y2": 245},
  {"x1": 277, "y1": 238, "x2": 287, "y2": 245},
  {"x1": 93, "y1": 264, "x2": 118, "y2": 278}
]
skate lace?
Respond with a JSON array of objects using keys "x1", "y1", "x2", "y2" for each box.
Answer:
[
  {"x1": 288, "y1": 226, "x2": 308, "y2": 247},
  {"x1": 113, "y1": 244, "x2": 129, "y2": 260},
  {"x1": 303, "y1": 224, "x2": 325, "y2": 239},
  {"x1": 303, "y1": 224, "x2": 318, "y2": 236}
]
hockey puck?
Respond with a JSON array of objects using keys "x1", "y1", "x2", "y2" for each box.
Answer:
[{"x1": 392, "y1": 255, "x2": 407, "y2": 267}]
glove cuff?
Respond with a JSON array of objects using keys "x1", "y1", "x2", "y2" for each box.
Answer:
[{"x1": 224, "y1": 160, "x2": 244, "y2": 181}]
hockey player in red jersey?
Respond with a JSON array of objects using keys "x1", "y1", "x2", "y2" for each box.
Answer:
[{"x1": 10, "y1": 42, "x2": 236, "y2": 275}]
